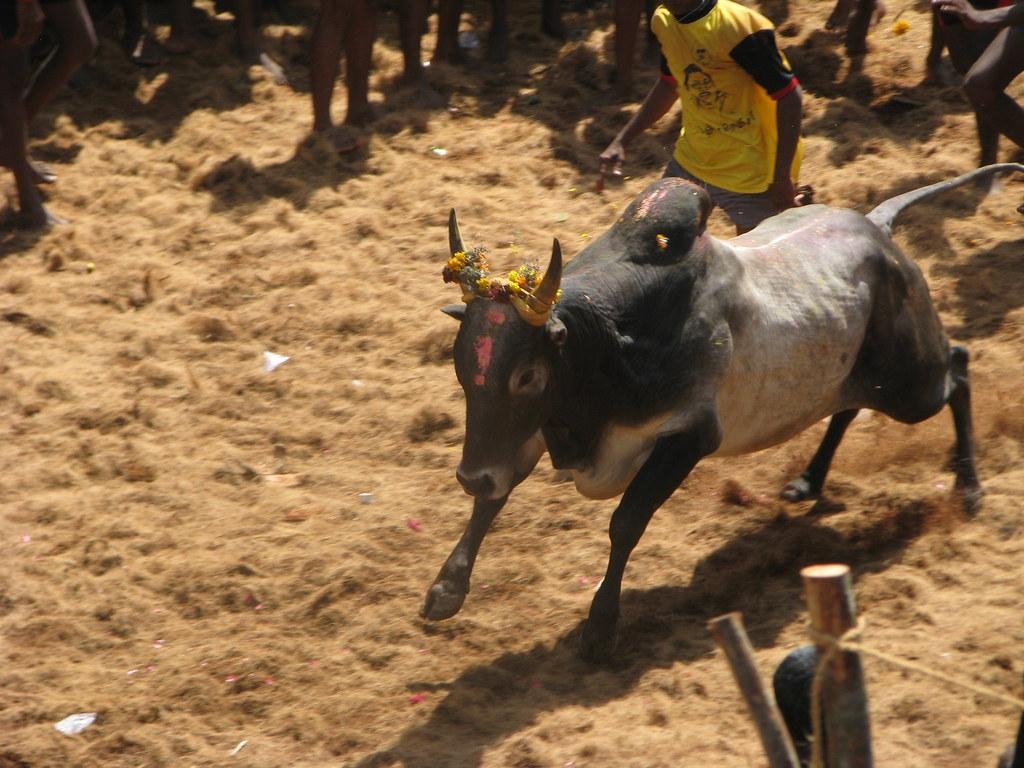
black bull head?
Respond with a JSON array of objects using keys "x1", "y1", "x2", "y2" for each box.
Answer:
[{"x1": 442, "y1": 209, "x2": 567, "y2": 501}]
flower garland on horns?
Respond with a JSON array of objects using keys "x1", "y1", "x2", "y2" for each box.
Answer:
[{"x1": 442, "y1": 210, "x2": 563, "y2": 327}]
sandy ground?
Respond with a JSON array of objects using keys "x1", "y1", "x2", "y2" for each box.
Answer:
[{"x1": 2, "y1": 0, "x2": 1024, "y2": 766}]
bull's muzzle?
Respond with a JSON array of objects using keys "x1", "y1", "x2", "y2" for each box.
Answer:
[{"x1": 455, "y1": 465, "x2": 497, "y2": 499}]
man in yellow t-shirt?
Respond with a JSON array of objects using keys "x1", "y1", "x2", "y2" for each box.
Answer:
[{"x1": 600, "y1": 0, "x2": 805, "y2": 234}]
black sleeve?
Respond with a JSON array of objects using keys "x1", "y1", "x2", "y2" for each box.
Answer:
[{"x1": 729, "y1": 29, "x2": 796, "y2": 96}]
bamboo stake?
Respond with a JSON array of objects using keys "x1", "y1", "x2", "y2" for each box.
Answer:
[
  {"x1": 801, "y1": 563, "x2": 873, "y2": 768},
  {"x1": 709, "y1": 612, "x2": 801, "y2": 768}
]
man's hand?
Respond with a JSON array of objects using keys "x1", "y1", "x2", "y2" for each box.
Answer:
[
  {"x1": 599, "y1": 139, "x2": 626, "y2": 181},
  {"x1": 931, "y1": 0, "x2": 990, "y2": 30},
  {"x1": 14, "y1": 0, "x2": 45, "y2": 46}
]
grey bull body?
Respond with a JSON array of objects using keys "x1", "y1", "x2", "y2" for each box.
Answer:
[{"x1": 423, "y1": 163, "x2": 1022, "y2": 662}]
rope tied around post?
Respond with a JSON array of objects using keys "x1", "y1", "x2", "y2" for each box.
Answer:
[{"x1": 807, "y1": 619, "x2": 1024, "y2": 713}]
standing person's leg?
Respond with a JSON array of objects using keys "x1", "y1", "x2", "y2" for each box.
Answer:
[
  {"x1": 398, "y1": 0, "x2": 424, "y2": 85},
  {"x1": 120, "y1": 0, "x2": 161, "y2": 65},
  {"x1": 23, "y1": 0, "x2": 96, "y2": 123},
  {"x1": 234, "y1": 0, "x2": 287, "y2": 84},
  {"x1": 165, "y1": 0, "x2": 197, "y2": 53},
  {"x1": 342, "y1": 0, "x2": 375, "y2": 126},
  {"x1": 310, "y1": 0, "x2": 347, "y2": 133},
  {"x1": 0, "y1": 42, "x2": 62, "y2": 227},
  {"x1": 962, "y1": 27, "x2": 1024, "y2": 152},
  {"x1": 939, "y1": 21, "x2": 1000, "y2": 166}
]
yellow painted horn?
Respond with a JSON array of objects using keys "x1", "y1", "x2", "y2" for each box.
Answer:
[{"x1": 510, "y1": 239, "x2": 562, "y2": 326}]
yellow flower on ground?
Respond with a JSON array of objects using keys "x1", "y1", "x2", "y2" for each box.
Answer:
[{"x1": 892, "y1": 18, "x2": 910, "y2": 35}]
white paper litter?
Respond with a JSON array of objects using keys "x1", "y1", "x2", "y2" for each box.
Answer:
[
  {"x1": 262, "y1": 351, "x2": 290, "y2": 372},
  {"x1": 54, "y1": 712, "x2": 97, "y2": 736}
]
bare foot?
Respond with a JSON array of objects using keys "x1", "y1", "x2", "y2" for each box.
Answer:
[
  {"x1": 18, "y1": 198, "x2": 67, "y2": 229},
  {"x1": 325, "y1": 125, "x2": 367, "y2": 154}
]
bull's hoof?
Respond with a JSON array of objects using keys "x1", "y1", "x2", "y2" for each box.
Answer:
[
  {"x1": 781, "y1": 476, "x2": 818, "y2": 502},
  {"x1": 420, "y1": 580, "x2": 467, "y2": 621},
  {"x1": 578, "y1": 620, "x2": 619, "y2": 664}
]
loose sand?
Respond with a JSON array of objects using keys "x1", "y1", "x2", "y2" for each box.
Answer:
[{"x1": 2, "y1": 1, "x2": 1023, "y2": 766}]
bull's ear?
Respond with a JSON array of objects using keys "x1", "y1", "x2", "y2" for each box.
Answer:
[
  {"x1": 441, "y1": 303, "x2": 466, "y2": 322},
  {"x1": 546, "y1": 316, "x2": 567, "y2": 347}
]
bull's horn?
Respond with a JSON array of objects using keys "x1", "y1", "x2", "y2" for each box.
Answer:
[
  {"x1": 448, "y1": 209, "x2": 466, "y2": 255},
  {"x1": 532, "y1": 239, "x2": 562, "y2": 309}
]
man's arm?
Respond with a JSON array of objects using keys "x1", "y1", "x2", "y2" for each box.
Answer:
[
  {"x1": 599, "y1": 76, "x2": 679, "y2": 177},
  {"x1": 770, "y1": 84, "x2": 803, "y2": 209}
]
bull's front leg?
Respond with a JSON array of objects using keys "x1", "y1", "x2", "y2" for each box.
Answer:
[
  {"x1": 581, "y1": 425, "x2": 718, "y2": 663},
  {"x1": 420, "y1": 495, "x2": 507, "y2": 620}
]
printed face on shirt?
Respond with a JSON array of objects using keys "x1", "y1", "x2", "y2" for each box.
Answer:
[{"x1": 683, "y1": 63, "x2": 727, "y2": 112}]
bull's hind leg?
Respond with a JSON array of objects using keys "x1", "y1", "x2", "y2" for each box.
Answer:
[
  {"x1": 781, "y1": 409, "x2": 859, "y2": 502},
  {"x1": 948, "y1": 345, "x2": 983, "y2": 513}
]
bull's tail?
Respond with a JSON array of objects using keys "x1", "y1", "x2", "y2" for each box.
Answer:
[{"x1": 866, "y1": 163, "x2": 1024, "y2": 236}]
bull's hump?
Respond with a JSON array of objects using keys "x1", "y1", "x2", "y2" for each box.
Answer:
[{"x1": 602, "y1": 178, "x2": 710, "y2": 266}]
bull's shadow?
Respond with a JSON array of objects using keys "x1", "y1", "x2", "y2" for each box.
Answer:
[{"x1": 348, "y1": 495, "x2": 934, "y2": 767}]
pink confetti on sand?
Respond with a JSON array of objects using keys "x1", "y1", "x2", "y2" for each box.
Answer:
[
  {"x1": 225, "y1": 675, "x2": 239, "y2": 684},
  {"x1": 263, "y1": 678, "x2": 275, "y2": 686},
  {"x1": 152, "y1": 639, "x2": 165, "y2": 649},
  {"x1": 408, "y1": 693, "x2": 427, "y2": 705},
  {"x1": 309, "y1": 660, "x2": 321, "y2": 668},
  {"x1": 406, "y1": 519, "x2": 422, "y2": 532},
  {"x1": 19, "y1": 534, "x2": 31, "y2": 544}
]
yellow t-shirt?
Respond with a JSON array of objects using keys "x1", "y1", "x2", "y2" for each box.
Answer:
[{"x1": 652, "y1": 0, "x2": 802, "y2": 194}]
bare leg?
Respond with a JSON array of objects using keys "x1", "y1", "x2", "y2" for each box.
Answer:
[
  {"x1": 0, "y1": 43, "x2": 63, "y2": 228},
  {"x1": 942, "y1": 24, "x2": 1001, "y2": 170},
  {"x1": 962, "y1": 27, "x2": 1024, "y2": 152},
  {"x1": 120, "y1": 0, "x2": 162, "y2": 65},
  {"x1": 341, "y1": 0, "x2": 374, "y2": 126},
  {"x1": 613, "y1": 0, "x2": 642, "y2": 98},
  {"x1": 234, "y1": 0, "x2": 287, "y2": 84},
  {"x1": 310, "y1": 0, "x2": 346, "y2": 133},
  {"x1": 398, "y1": 0, "x2": 425, "y2": 84},
  {"x1": 23, "y1": 0, "x2": 97, "y2": 123},
  {"x1": 433, "y1": 0, "x2": 462, "y2": 64},
  {"x1": 165, "y1": 0, "x2": 197, "y2": 53}
]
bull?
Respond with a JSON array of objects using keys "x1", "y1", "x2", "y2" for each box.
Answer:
[{"x1": 422, "y1": 163, "x2": 1022, "y2": 662}]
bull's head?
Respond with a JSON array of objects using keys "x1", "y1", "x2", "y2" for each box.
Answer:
[{"x1": 441, "y1": 210, "x2": 566, "y2": 500}]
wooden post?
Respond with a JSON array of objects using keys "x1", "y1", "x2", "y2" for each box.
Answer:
[
  {"x1": 801, "y1": 564, "x2": 873, "y2": 768},
  {"x1": 709, "y1": 612, "x2": 801, "y2": 768}
]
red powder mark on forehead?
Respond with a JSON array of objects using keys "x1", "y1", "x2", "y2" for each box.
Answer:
[
  {"x1": 486, "y1": 309, "x2": 506, "y2": 325},
  {"x1": 473, "y1": 335, "x2": 493, "y2": 387}
]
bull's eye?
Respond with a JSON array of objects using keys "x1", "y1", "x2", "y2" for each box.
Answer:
[{"x1": 510, "y1": 363, "x2": 546, "y2": 397}]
